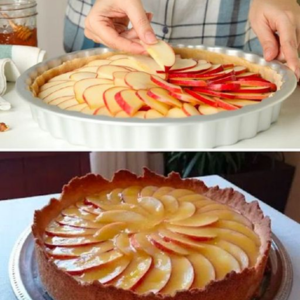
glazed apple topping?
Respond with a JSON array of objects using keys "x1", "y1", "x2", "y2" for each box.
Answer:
[
  {"x1": 38, "y1": 40, "x2": 277, "y2": 118},
  {"x1": 43, "y1": 186, "x2": 261, "y2": 296}
]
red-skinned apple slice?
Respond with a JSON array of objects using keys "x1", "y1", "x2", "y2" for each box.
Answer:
[
  {"x1": 147, "y1": 88, "x2": 182, "y2": 107},
  {"x1": 150, "y1": 75, "x2": 182, "y2": 93},
  {"x1": 83, "y1": 84, "x2": 114, "y2": 109},
  {"x1": 208, "y1": 83, "x2": 241, "y2": 92},
  {"x1": 201, "y1": 64, "x2": 224, "y2": 75},
  {"x1": 142, "y1": 39, "x2": 175, "y2": 72},
  {"x1": 145, "y1": 109, "x2": 164, "y2": 119},
  {"x1": 198, "y1": 105, "x2": 225, "y2": 115},
  {"x1": 236, "y1": 72, "x2": 262, "y2": 79},
  {"x1": 232, "y1": 80, "x2": 277, "y2": 92},
  {"x1": 103, "y1": 86, "x2": 129, "y2": 115},
  {"x1": 191, "y1": 88, "x2": 236, "y2": 99},
  {"x1": 115, "y1": 89, "x2": 144, "y2": 116},
  {"x1": 222, "y1": 63, "x2": 234, "y2": 69},
  {"x1": 173, "y1": 62, "x2": 212, "y2": 74},
  {"x1": 70, "y1": 72, "x2": 97, "y2": 81},
  {"x1": 97, "y1": 65, "x2": 131, "y2": 80},
  {"x1": 74, "y1": 78, "x2": 112, "y2": 103},
  {"x1": 125, "y1": 71, "x2": 157, "y2": 90},
  {"x1": 222, "y1": 99, "x2": 256, "y2": 108},
  {"x1": 169, "y1": 78, "x2": 207, "y2": 87},
  {"x1": 238, "y1": 86, "x2": 272, "y2": 93},
  {"x1": 214, "y1": 98, "x2": 239, "y2": 110},
  {"x1": 207, "y1": 74, "x2": 237, "y2": 85},
  {"x1": 233, "y1": 66, "x2": 247, "y2": 75},
  {"x1": 227, "y1": 93, "x2": 271, "y2": 100},
  {"x1": 184, "y1": 90, "x2": 217, "y2": 106},
  {"x1": 38, "y1": 81, "x2": 75, "y2": 99},
  {"x1": 182, "y1": 103, "x2": 200, "y2": 116},
  {"x1": 169, "y1": 58, "x2": 197, "y2": 72},
  {"x1": 136, "y1": 90, "x2": 170, "y2": 115},
  {"x1": 54, "y1": 249, "x2": 123, "y2": 275},
  {"x1": 169, "y1": 91, "x2": 202, "y2": 105}
]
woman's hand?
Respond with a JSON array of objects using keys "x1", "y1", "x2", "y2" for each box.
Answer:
[
  {"x1": 84, "y1": 0, "x2": 157, "y2": 54},
  {"x1": 250, "y1": 0, "x2": 300, "y2": 79}
]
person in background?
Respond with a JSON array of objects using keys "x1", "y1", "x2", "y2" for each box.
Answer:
[{"x1": 64, "y1": 0, "x2": 300, "y2": 79}]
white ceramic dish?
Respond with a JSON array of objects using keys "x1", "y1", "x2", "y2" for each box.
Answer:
[{"x1": 16, "y1": 45, "x2": 297, "y2": 150}]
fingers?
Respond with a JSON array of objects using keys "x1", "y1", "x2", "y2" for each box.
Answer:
[
  {"x1": 253, "y1": 22, "x2": 279, "y2": 61},
  {"x1": 277, "y1": 15, "x2": 300, "y2": 78},
  {"x1": 125, "y1": 0, "x2": 157, "y2": 44}
]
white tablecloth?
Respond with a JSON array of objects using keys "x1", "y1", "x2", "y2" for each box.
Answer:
[
  {"x1": 1, "y1": 83, "x2": 300, "y2": 149},
  {"x1": 0, "y1": 175, "x2": 299, "y2": 300}
]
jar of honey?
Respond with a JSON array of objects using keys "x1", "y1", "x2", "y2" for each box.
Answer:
[{"x1": 0, "y1": 0, "x2": 37, "y2": 46}]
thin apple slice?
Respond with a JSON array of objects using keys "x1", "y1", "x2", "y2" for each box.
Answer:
[
  {"x1": 166, "y1": 107, "x2": 186, "y2": 118},
  {"x1": 66, "y1": 103, "x2": 89, "y2": 112},
  {"x1": 129, "y1": 55, "x2": 164, "y2": 76},
  {"x1": 75, "y1": 201, "x2": 102, "y2": 215},
  {"x1": 38, "y1": 81, "x2": 75, "y2": 99},
  {"x1": 45, "y1": 222, "x2": 97, "y2": 237},
  {"x1": 55, "y1": 215, "x2": 102, "y2": 229},
  {"x1": 70, "y1": 72, "x2": 97, "y2": 81},
  {"x1": 170, "y1": 90, "x2": 202, "y2": 105},
  {"x1": 188, "y1": 253, "x2": 215, "y2": 289},
  {"x1": 44, "y1": 235, "x2": 101, "y2": 247},
  {"x1": 48, "y1": 71, "x2": 74, "y2": 82},
  {"x1": 115, "y1": 233, "x2": 133, "y2": 255},
  {"x1": 61, "y1": 206, "x2": 96, "y2": 221},
  {"x1": 208, "y1": 83, "x2": 240, "y2": 92},
  {"x1": 83, "y1": 84, "x2": 114, "y2": 109},
  {"x1": 47, "y1": 96, "x2": 74, "y2": 106},
  {"x1": 97, "y1": 65, "x2": 130, "y2": 80},
  {"x1": 93, "y1": 222, "x2": 126, "y2": 241},
  {"x1": 150, "y1": 75, "x2": 182, "y2": 93},
  {"x1": 115, "y1": 89, "x2": 144, "y2": 116},
  {"x1": 142, "y1": 39, "x2": 175, "y2": 72},
  {"x1": 136, "y1": 90, "x2": 170, "y2": 115},
  {"x1": 122, "y1": 186, "x2": 141, "y2": 204},
  {"x1": 125, "y1": 71, "x2": 157, "y2": 90},
  {"x1": 227, "y1": 93, "x2": 271, "y2": 100},
  {"x1": 199, "y1": 105, "x2": 225, "y2": 115},
  {"x1": 166, "y1": 202, "x2": 196, "y2": 222},
  {"x1": 182, "y1": 103, "x2": 200, "y2": 116},
  {"x1": 75, "y1": 66, "x2": 99, "y2": 73},
  {"x1": 170, "y1": 57, "x2": 197, "y2": 72},
  {"x1": 43, "y1": 86, "x2": 74, "y2": 102},
  {"x1": 137, "y1": 196, "x2": 164, "y2": 219},
  {"x1": 192, "y1": 88, "x2": 236, "y2": 99},
  {"x1": 147, "y1": 88, "x2": 182, "y2": 107},
  {"x1": 40, "y1": 80, "x2": 68, "y2": 92},
  {"x1": 133, "y1": 251, "x2": 172, "y2": 294},
  {"x1": 94, "y1": 106, "x2": 113, "y2": 116},
  {"x1": 140, "y1": 186, "x2": 158, "y2": 197},
  {"x1": 145, "y1": 109, "x2": 164, "y2": 118},
  {"x1": 109, "y1": 58, "x2": 138, "y2": 70},
  {"x1": 174, "y1": 62, "x2": 212, "y2": 74},
  {"x1": 103, "y1": 86, "x2": 129, "y2": 115},
  {"x1": 169, "y1": 78, "x2": 207, "y2": 87},
  {"x1": 134, "y1": 111, "x2": 146, "y2": 118},
  {"x1": 149, "y1": 233, "x2": 189, "y2": 255},
  {"x1": 74, "y1": 78, "x2": 112, "y2": 103},
  {"x1": 170, "y1": 213, "x2": 218, "y2": 227},
  {"x1": 214, "y1": 98, "x2": 239, "y2": 110},
  {"x1": 85, "y1": 59, "x2": 110, "y2": 67},
  {"x1": 233, "y1": 66, "x2": 247, "y2": 75},
  {"x1": 47, "y1": 241, "x2": 113, "y2": 259},
  {"x1": 96, "y1": 210, "x2": 146, "y2": 224},
  {"x1": 109, "y1": 54, "x2": 130, "y2": 61},
  {"x1": 237, "y1": 86, "x2": 272, "y2": 93},
  {"x1": 115, "y1": 111, "x2": 130, "y2": 118},
  {"x1": 110, "y1": 252, "x2": 152, "y2": 290},
  {"x1": 185, "y1": 90, "x2": 217, "y2": 106},
  {"x1": 113, "y1": 71, "x2": 129, "y2": 87},
  {"x1": 160, "y1": 256, "x2": 194, "y2": 295},
  {"x1": 152, "y1": 187, "x2": 174, "y2": 198},
  {"x1": 77, "y1": 255, "x2": 131, "y2": 284},
  {"x1": 233, "y1": 79, "x2": 276, "y2": 89},
  {"x1": 223, "y1": 99, "x2": 256, "y2": 108},
  {"x1": 178, "y1": 194, "x2": 211, "y2": 203},
  {"x1": 81, "y1": 106, "x2": 97, "y2": 115},
  {"x1": 159, "y1": 195, "x2": 179, "y2": 215},
  {"x1": 57, "y1": 98, "x2": 79, "y2": 109},
  {"x1": 54, "y1": 249, "x2": 123, "y2": 275}
]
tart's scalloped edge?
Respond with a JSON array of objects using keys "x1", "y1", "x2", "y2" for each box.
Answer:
[{"x1": 32, "y1": 168, "x2": 271, "y2": 300}]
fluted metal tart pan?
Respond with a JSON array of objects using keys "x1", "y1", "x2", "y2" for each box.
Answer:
[{"x1": 16, "y1": 45, "x2": 297, "y2": 149}]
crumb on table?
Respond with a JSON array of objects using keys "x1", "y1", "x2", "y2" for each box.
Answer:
[{"x1": 0, "y1": 122, "x2": 9, "y2": 132}]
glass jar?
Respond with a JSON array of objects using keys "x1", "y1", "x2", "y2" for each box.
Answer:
[{"x1": 0, "y1": 0, "x2": 37, "y2": 46}]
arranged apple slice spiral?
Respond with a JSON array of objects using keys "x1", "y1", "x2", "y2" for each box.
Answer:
[
  {"x1": 43, "y1": 185, "x2": 261, "y2": 296},
  {"x1": 37, "y1": 40, "x2": 277, "y2": 118}
]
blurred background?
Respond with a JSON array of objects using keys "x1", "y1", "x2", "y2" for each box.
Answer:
[{"x1": 0, "y1": 152, "x2": 299, "y2": 223}]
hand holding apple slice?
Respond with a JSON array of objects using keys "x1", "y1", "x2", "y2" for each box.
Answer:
[{"x1": 141, "y1": 39, "x2": 175, "y2": 72}]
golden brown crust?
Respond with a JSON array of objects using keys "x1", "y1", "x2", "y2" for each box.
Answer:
[
  {"x1": 32, "y1": 168, "x2": 271, "y2": 300},
  {"x1": 30, "y1": 48, "x2": 282, "y2": 99}
]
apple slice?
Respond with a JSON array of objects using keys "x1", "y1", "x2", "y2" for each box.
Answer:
[
  {"x1": 74, "y1": 78, "x2": 112, "y2": 103},
  {"x1": 45, "y1": 222, "x2": 97, "y2": 237},
  {"x1": 75, "y1": 66, "x2": 99, "y2": 73},
  {"x1": 142, "y1": 39, "x2": 175, "y2": 72},
  {"x1": 140, "y1": 186, "x2": 158, "y2": 197},
  {"x1": 61, "y1": 206, "x2": 96, "y2": 221},
  {"x1": 109, "y1": 54, "x2": 130, "y2": 61},
  {"x1": 70, "y1": 72, "x2": 97, "y2": 81},
  {"x1": 44, "y1": 235, "x2": 101, "y2": 248},
  {"x1": 169, "y1": 78, "x2": 207, "y2": 87},
  {"x1": 133, "y1": 251, "x2": 172, "y2": 294},
  {"x1": 48, "y1": 71, "x2": 75, "y2": 82},
  {"x1": 122, "y1": 186, "x2": 141, "y2": 204},
  {"x1": 208, "y1": 83, "x2": 240, "y2": 92},
  {"x1": 150, "y1": 75, "x2": 182, "y2": 93},
  {"x1": 233, "y1": 66, "x2": 247, "y2": 75},
  {"x1": 185, "y1": 90, "x2": 217, "y2": 106},
  {"x1": 191, "y1": 88, "x2": 236, "y2": 99},
  {"x1": 207, "y1": 74, "x2": 237, "y2": 85},
  {"x1": 77, "y1": 255, "x2": 131, "y2": 284},
  {"x1": 109, "y1": 58, "x2": 139, "y2": 70},
  {"x1": 152, "y1": 187, "x2": 174, "y2": 198},
  {"x1": 147, "y1": 88, "x2": 182, "y2": 107},
  {"x1": 65, "y1": 103, "x2": 88, "y2": 112},
  {"x1": 38, "y1": 81, "x2": 75, "y2": 99},
  {"x1": 170, "y1": 213, "x2": 219, "y2": 227},
  {"x1": 134, "y1": 111, "x2": 146, "y2": 118},
  {"x1": 83, "y1": 84, "x2": 114, "y2": 109},
  {"x1": 137, "y1": 196, "x2": 164, "y2": 219},
  {"x1": 97, "y1": 65, "x2": 130, "y2": 80},
  {"x1": 159, "y1": 195, "x2": 179, "y2": 215},
  {"x1": 136, "y1": 90, "x2": 170, "y2": 115},
  {"x1": 55, "y1": 215, "x2": 102, "y2": 229},
  {"x1": 160, "y1": 257, "x2": 194, "y2": 295},
  {"x1": 222, "y1": 99, "x2": 256, "y2": 108},
  {"x1": 170, "y1": 57, "x2": 197, "y2": 72},
  {"x1": 170, "y1": 91, "x2": 202, "y2": 105},
  {"x1": 182, "y1": 103, "x2": 200, "y2": 116},
  {"x1": 166, "y1": 107, "x2": 186, "y2": 118},
  {"x1": 85, "y1": 59, "x2": 110, "y2": 67},
  {"x1": 115, "y1": 111, "x2": 130, "y2": 118},
  {"x1": 44, "y1": 86, "x2": 75, "y2": 102},
  {"x1": 129, "y1": 55, "x2": 164, "y2": 76},
  {"x1": 115, "y1": 233, "x2": 133, "y2": 255},
  {"x1": 40, "y1": 80, "x2": 68, "y2": 92},
  {"x1": 188, "y1": 253, "x2": 215, "y2": 289},
  {"x1": 145, "y1": 109, "x2": 164, "y2": 119},
  {"x1": 115, "y1": 89, "x2": 144, "y2": 116},
  {"x1": 236, "y1": 72, "x2": 262, "y2": 79},
  {"x1": 201, "y1": 64, "x2": 224, "y2": 75},
  {"x1": 57, "y1": 98, "x2": 79, "y2": 109},
  {"x1": 237, "y1": 86, "x2": 272, "y2": 93},
  {"x1": 54, "y1": 249, "x2": 123, "y2": 275},
  {"x1": 113, "y1": 71, "x2": 130, "y2": 87},
  {"x1": 124, "y1": 71, "x2": 157, "y2": 90},
  {"x1": 94, "y1": 106, "x2": 113, "y2": 116},
  {"x1": 173, "y1": 62, "x2": 212, "y2": 74},
  {"x1": 166, "y1": 201, "x2": 196, "y2": 222},
  {"x1": 47, "y1": 96, "x2": 73, "y2": 106},
  {"x1": 93, "y1": 222, "x2": 126, "y2": 241},
  {"x1": 227, "y1": 93, "x2": 271, "y2": 100},
  {"x1": 96, "y1": 210, "x2": 146, "y2": 224},
  {"x1": 103, "y1": 86, "x2": 129, "y2": 115},
  {"x1": 214, "y1": 98, "x2": 239, "y2": 110},
  {"x1": 110, "y1": 252, "x2": 152, "y2": 290}
]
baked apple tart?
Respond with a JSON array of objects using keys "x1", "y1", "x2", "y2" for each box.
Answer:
[
  {"x1": 31, "y1": 40, "x2": 282, "y2": 118},
  {"x1": 32, "y1": 169, "x2": 271, "y2": 300}
]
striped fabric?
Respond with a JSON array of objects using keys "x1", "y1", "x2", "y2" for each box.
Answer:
[{"x1": 64, "y1": 0, "x2": 262, "y2": 55}]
